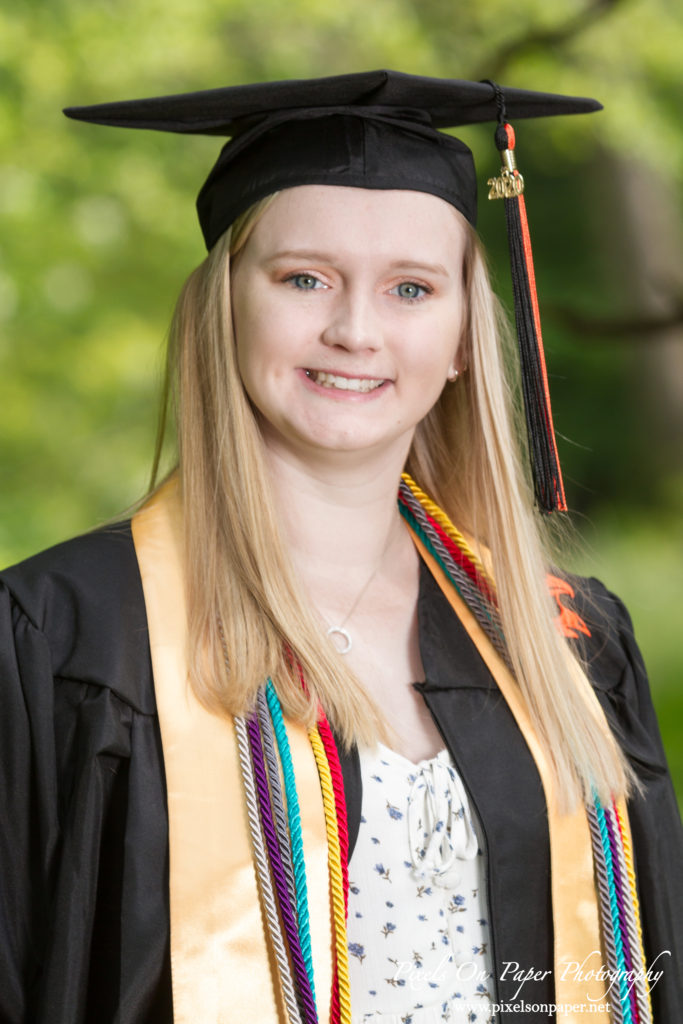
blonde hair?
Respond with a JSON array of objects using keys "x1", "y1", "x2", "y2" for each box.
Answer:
[{"x1": 155, "y1": 194, "x2": 631, "y2": 811}]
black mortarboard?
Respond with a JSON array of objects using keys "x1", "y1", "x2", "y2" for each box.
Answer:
[
  {"x1": 64, "y1": 70, "x2": 600, "y2": 248},
  {"x1": 64, "y1": 70, "x2": 603, "y2": 512}
]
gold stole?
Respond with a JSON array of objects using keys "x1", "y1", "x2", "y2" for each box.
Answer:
[
  {"x1": 132, "y1": 479, "x2": 334, "y2": 1023},
  {"x1": 411, "y1": 534, "x2": 614, "y2": 1021},
  {"x1": 132, "y1": 479, "x2": 617, "y2": 1022}
]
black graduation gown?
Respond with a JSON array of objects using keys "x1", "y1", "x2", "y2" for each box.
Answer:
[{"x1": 0, "y1": 523, "x2": 681, "y2": 1023}]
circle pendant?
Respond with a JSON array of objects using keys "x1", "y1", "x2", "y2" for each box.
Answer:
[{"x1": 327, "y1": 625, "x2": 352, "y2": 655}]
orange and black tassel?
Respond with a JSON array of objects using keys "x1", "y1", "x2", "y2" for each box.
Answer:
[{"x1": 486, "y1": 83, "x2": 567, "y2": 513}]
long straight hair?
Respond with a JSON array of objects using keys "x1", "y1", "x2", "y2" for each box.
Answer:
[{"x1": 155, "y1": 194, "x2": 631, "y2": 811}]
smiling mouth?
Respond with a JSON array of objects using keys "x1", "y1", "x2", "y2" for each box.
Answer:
[{"x1": 305, "y1": 370, "x2": 386, "y2": 393}]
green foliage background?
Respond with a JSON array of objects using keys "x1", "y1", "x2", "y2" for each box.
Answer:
[{"x1": 1, "y1": 0, "x2": 682, "y2": 798}]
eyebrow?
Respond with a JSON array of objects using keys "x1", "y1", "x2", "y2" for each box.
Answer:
[{"x1": 266, "y1": 250, "x2": 451, "y2": 277}]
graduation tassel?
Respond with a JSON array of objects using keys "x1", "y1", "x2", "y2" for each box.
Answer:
[{"x1": 486, "y1": 85, "x2": 567, "y2": 513}]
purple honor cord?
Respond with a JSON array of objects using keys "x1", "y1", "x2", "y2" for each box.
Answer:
[{"x1": 246, "y1": 715, "x2": 319, "y2": 1024}]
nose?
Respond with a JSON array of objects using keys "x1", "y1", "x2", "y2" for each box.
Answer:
[{"x1": 320, "y1": 286, "x2": 382, "y2": 352}]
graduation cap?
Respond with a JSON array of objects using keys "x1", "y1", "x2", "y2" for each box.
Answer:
[{"x1": 64, "y1": 70, "x2": 603, "y2": 512}]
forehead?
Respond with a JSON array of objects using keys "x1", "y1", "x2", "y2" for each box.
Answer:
[{"x1": 244, "y1": 185, "x2": 468, "y2": 263}]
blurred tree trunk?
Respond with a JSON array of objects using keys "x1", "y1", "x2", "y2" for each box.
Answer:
[
  {"x1": 555, "y1": 147, "x2": 683, "y2": 503},
  {"x1": 600, "y1": 153, "x2": 683, "y2": 454},
  {"x1": 620, "y1": 160, "x2": 683, "y2": 438}
]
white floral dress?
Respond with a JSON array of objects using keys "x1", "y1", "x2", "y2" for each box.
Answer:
[{"x1": 347, "y1": 743, "x2": 496, "y2": 1024}]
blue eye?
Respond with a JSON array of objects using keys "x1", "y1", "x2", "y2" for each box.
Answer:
[
  {"x1": 393, "y1": 281, "x2": 429, "y2": 301},
  {"x1": 287, "y1": 273, "x2": 321, "y2": 290}
]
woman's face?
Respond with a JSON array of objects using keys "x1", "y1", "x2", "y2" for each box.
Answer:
[{"x1": 231, "y1": 185, "x2": 467, "y2": 467}]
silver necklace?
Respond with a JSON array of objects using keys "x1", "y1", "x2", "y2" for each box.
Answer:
[
  {"x1": 326, "y1": 565, "x2": 381, "y2": 655},
  {"x1": 325, "y1": 528, "x2": 396, "y2": 655}
]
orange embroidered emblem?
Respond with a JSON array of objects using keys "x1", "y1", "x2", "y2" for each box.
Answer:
[{"x1": 546, "y1": 574, "x2": 592, "y2": 639}]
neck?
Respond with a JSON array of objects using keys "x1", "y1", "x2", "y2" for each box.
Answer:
[{"x1": 262, "y1": 439, "x2": 416, "y2": 623}]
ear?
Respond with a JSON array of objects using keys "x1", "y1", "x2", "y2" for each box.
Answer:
[{"x1": 446, "y1": 339, "x2": 466, "y2": 383}]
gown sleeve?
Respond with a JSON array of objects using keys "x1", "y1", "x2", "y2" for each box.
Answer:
[
  {"x1": 0, "y1": 526, "x2": 173, "y2": 1024},
  {"x1": 575, "y1": 577, "x2": 683, "y2": 1017}
]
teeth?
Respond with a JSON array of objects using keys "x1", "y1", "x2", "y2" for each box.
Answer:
[{"x1": 307, "y1": 370, "x2": 385, "y2": 393}]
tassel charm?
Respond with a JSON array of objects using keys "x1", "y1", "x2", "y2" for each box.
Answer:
[
  {"x1": 487, "y1": 143, "x2": 524, "y2": 199},
  {"x1": 484, "y1": 82, "x2": 567, "y2": 513}
]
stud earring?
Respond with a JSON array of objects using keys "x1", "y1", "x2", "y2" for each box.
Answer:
[{"x1": 447, "y1": 368, "x2": 459, "y2": 383}]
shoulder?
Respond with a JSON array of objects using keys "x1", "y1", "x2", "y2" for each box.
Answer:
[
  {"x1": 549, "y1": 573, "x2": 642, "y2": 687},
  {"x1": 0, "y1": 523, "x2": 154, "y2": 712},
  {"x1": 553, "y1": 572, "x2": 670, "y2": 773},
  {"x1": 2, "y1": 521, "x2": 140, "y2": 611}
]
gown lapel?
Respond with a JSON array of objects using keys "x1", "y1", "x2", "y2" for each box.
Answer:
[{"x1": 416, "y1": 559, "x2": 555, "y2": 1014}]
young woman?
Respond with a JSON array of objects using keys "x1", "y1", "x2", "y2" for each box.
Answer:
[{"x1": 1, "y1": 71, "x2": 681, "y2": 1024}]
